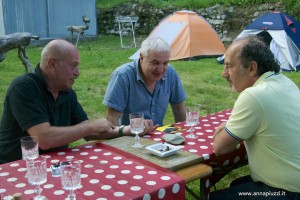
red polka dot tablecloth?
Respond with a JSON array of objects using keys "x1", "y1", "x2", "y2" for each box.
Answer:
[
  {"x1": 0, "y1": 143, "x2": 185, "y2": 200},
  {"x1": 145, "y1": 109, "x2": 248, "y2": 186},
  {"x1": 146, "y1": 109, "x2": 231, "y2": 159}
]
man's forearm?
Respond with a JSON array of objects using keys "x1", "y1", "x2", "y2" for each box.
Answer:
[{"x1": 213, "y1": 127, "x2": 240, "y2": 156}]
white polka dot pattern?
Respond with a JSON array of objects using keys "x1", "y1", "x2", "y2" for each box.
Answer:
[
  {"x1": 148, "y1": 109, "x2": 233, "y2": 161},
  {"x1": 147, "y1": 108, "x2": 248, "y2": 197},
  {"x1": 0, "y1": 143, "x2": 185, "y2": 199}
]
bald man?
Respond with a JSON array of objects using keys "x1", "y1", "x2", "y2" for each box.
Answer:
[{"x1": 0, "y1": 40, "x2": 127, "y2": 164}]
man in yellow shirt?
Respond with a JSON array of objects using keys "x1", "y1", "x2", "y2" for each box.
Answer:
[{"x1": 212, "y1": 36, "x2": 300, "y2": 199}]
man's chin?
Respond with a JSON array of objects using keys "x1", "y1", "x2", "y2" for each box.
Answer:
[
  {"x1": 231, "y1": 86, "x2": 239, "y2": 93},
  {"x1": 229, "y1": 84, "x2": 237, "y2": 92},
  {"x1": 66, "y1": 83, "x2": 73, "y2": 90}
]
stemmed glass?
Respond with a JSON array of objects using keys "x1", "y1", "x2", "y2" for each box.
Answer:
[
  {"x1": 27, "y1": 156, "x2": 47, "y2": 200},
  {"x1": 60, "y1": 159, "x2": 81, "y2": 200},
  {"x1": 185, "y1": 106, "x2": 200, "y2": 139},
  {"x1": 21, "y1": 136, "x2": 39, "y2": 177},
  {"x1": 130, "y1": 113, "x2": 144, "y2": 148}
]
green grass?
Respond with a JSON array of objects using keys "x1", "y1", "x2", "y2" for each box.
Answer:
[{"x1": 1, "y1": 35, "x2": 300, "y2": 199}]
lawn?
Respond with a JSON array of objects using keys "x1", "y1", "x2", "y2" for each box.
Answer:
[{"x1": 1, "y1": 35, "x2": 299, "y2": 199}]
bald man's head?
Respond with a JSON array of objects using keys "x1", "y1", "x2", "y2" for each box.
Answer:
[{"x1": 40, "y1": 39, "x2": 77, "y2": 68}]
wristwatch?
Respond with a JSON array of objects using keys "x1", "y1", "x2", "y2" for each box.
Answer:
[{"x1": 119, "y1": 125, "x2": 125, "y2": 137}]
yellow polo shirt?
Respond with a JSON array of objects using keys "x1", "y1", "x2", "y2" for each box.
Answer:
[{"x1": 226, "y1": 72, "x2": 300, "y2": 192}]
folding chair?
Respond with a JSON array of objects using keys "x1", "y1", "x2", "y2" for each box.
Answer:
[{"x1": 116, "y1": 16, "x2": 139, "y2": 48}]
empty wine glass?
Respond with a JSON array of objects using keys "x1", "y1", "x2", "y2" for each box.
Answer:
[
  {"x1": 60, "y1": 159, "x2": 81, "y2": 200},
  {"x1": 130, "y1": 113, "x2": 144, "y2": 148},
  {"x1": 185, "y1": 106, "x2": 200, "y2": 139},
  {"x1": 27, "y1": 156, "x2": 47, "y2": 200},
  {"x1": 21, "y1": 136, "x2": 39, "y2": 177}
]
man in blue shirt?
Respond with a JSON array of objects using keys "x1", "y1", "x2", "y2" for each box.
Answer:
[{"x1": 103, "y1": 37, "x2": 186, "y2": 128}]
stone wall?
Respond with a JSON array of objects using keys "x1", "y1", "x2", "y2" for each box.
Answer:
[{"x1": 97, "y1": 2, "x2": 286, "y2": 43}]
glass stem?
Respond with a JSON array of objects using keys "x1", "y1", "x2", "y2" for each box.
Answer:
[
  {"x1": 191, "y1": 125, "x2": 195, "y2": 133},
  {"x1": 35, "y1": 185, "x2": 42, "y2": 197},
  {"x1": 135, "y1": 134, "x2": 139, "y2": 144},
  {"x1": 69, "y1": 189, "x2": 76, "y2": 200}
]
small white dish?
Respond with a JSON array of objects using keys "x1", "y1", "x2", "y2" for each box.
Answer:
[{"x1": 145, "y1": 143, "x2": 179, "y2": 157}]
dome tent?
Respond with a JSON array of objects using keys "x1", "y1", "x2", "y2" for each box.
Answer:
[
  {"x1": 235, "y1": 11, "x2": 300, "y2": 71},
  {"x1": 129, "y1": 10, "x2": 225, "y2": 61}
]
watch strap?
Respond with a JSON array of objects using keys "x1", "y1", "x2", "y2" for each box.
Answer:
[{"x1": 119, "y1": 125, "x2": 125, "y2": 137}]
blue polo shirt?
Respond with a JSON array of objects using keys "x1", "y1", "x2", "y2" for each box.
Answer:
[{"x1": 103, "y1": 59, "x2": 186, "y2": 126}]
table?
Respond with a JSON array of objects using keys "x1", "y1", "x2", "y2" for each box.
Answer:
[
  {"x1": 0, "y1": 109, "x2": 245, "y2": 199},
  {"x1": 104, "y1": 136, "x2": 213, "y2": 200},
  {"x1": 99, "y1": 109, "x2": 246, "y2": 199},
  {"x1": 103, "y1": 136, "x2": 202, "y2": 171},
  {"x1": 0, "y1": 143, "x2": 186, "y2": 200},
  {"x1": 145, "y1": 109, "x2": 248, "y2": 192}
]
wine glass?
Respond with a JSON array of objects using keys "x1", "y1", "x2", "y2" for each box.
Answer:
[
  {"x1": 60, "y1": 159, "x2": 81, "y2": 200},
  {"x1": 185, "y1": 106, "x2": 199, "y2": 139},
  {"x1": 129, "y1": 113, "x2": 144, "y2": 148},
  {"x1": 27, "y1": 156, "x2": 47, "y2": 200},
  {"x1": 21, "y1": 136, "x2": 39, "y2": 177}
]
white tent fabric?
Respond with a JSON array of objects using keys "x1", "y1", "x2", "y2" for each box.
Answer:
[
  {"x1": 270, "y1": 39, "x2": 290, "y2": 71},
  {"x1": 129, "y1": 22, "x2": 185, "y2": 60}
]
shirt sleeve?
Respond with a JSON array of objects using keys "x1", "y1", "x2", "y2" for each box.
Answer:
[
  {"x1": 103, "y1": 69, "x2": 129, "y2": 112},
  {"x1": 225, "y1": 90, "x2": 263, "y2": 140}
]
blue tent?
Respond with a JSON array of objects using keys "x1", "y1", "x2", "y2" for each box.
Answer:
[{"x1": 236, "y1": 11, "x2": 300, "y2": 71}]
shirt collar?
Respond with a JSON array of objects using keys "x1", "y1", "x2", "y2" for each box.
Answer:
[
  {"x1": 135, "y1": 59, "x2": 143, "y2": 81},
  {"x1": 253, "y1": 71, "x2": 277, "y2": 87},
  {"x1": 35, "y1": 64, "x2": 48, "y2": 89}
]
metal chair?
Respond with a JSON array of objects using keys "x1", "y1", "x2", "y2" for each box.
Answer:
[{"x1": 116, "y1": 16, "x2": 139, "y2": 48}]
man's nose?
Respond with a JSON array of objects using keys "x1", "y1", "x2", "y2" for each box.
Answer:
[
  {"x1": 156, "y1": 64, "x2": 165, "y2": 72},
  {"x1": 74, "y1": 68, "x2": 80, "y2": 77}
]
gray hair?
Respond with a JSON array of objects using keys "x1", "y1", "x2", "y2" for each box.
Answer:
[{"x1": 140, "y1": 37, "x2": 171, "y2": 57}]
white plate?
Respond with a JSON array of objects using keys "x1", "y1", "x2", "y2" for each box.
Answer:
[{"x1": 145, "y1": 143, "x2": 179, "y2": 157}]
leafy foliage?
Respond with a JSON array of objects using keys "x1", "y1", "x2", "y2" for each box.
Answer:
[{"x1": 97, "y1": 0, "x2": 300, "y2": 20}]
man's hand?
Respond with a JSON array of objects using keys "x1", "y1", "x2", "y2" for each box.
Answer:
[
  {"x1": 143, "y1": 119, "x2": 159, "y2": 135},
  {"x1": 90, "y1": 118, "x2": 115, "y2": 134}
]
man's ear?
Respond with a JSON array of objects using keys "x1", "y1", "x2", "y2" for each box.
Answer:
[
  {"x1": 139, "y1": 53, "x2": 143, "y2": 61},
  {"x1": 248, "y1": 61, "x2": 258, "y2": 77},
  {"x1": 47, "y1": 57, "x2": 56, "y2": 69}
]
